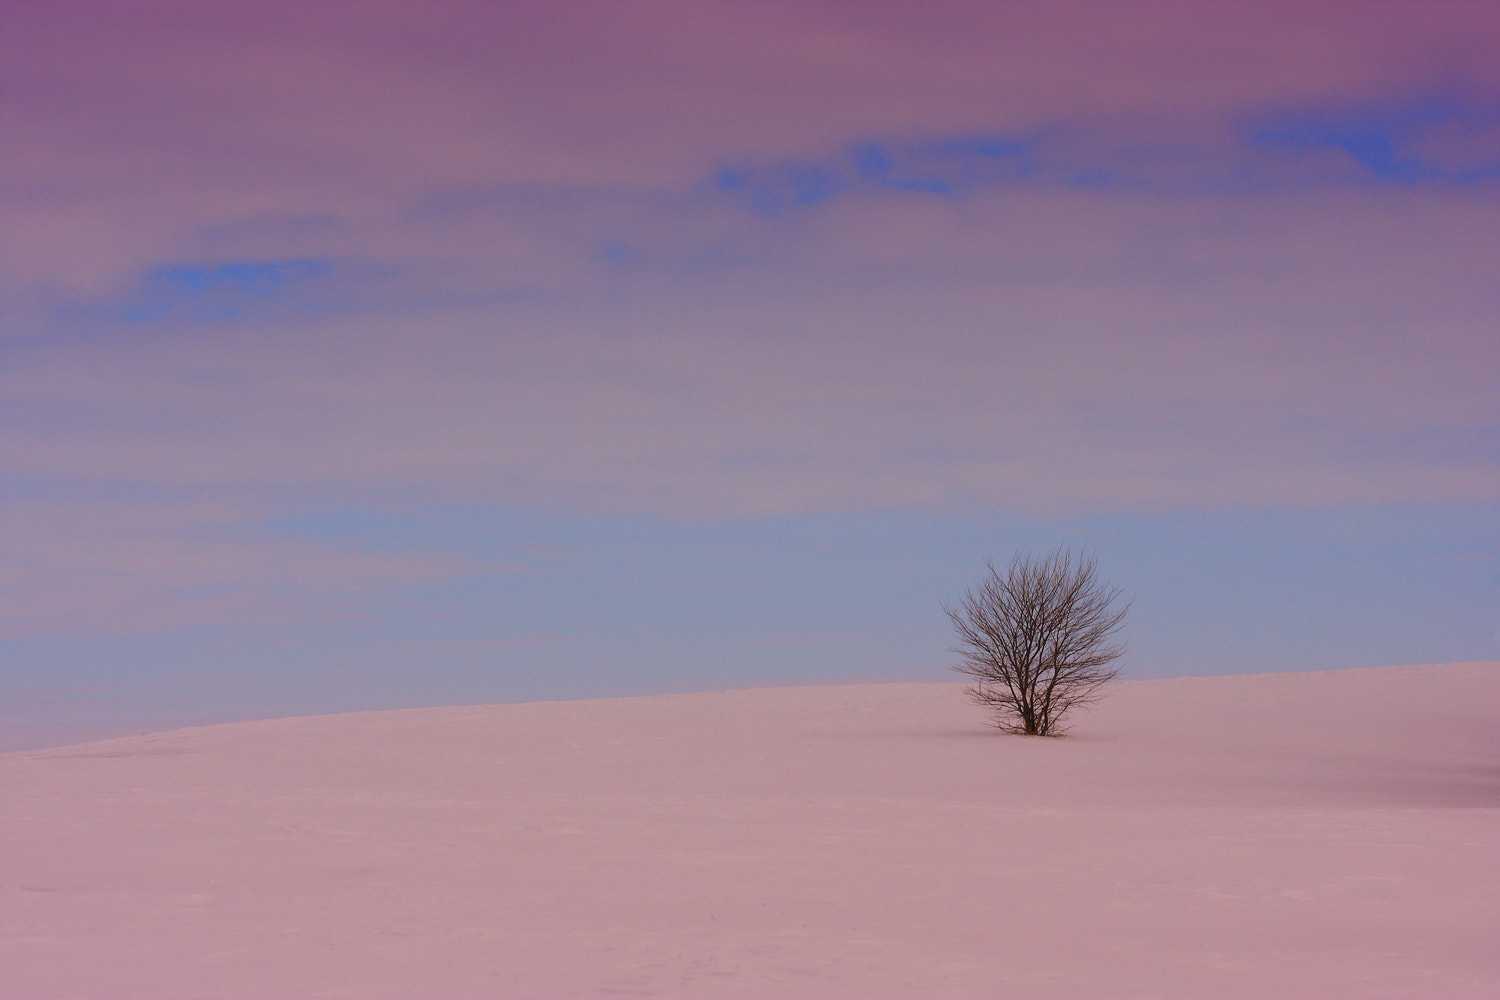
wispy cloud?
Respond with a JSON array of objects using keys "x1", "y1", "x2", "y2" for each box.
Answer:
[
  {"x1": 0, "y1": 490, "x2": 487, "y2": 639},
  {"x1": 109, "y1": 258, "x2": 333, "y2": 324},
  {"x1": 714, "y1": 94, "x2": 1500, "y2": 215},
  {"x1": 1246, "y1": 92, "x2": 1500, "y2": 184},
  {"x1": 716, "y1": 135, "x2": 1034, "y2": 213}
]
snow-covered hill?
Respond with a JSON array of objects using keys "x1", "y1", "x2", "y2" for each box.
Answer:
[{"x1": 4, "y1": 662, "x2": 1497, "y2": 998}]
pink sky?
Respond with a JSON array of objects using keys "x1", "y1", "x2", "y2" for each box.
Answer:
[
  {"x1": 1, "y1": 1, "x2": 1497, "y2": 741},
  {"x1": 4, "y1": 1, "x2": 1495, "y2": 511}
]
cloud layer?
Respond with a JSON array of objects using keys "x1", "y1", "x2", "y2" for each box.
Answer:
[{"x1": 3, "y1": 0, "x2": 1497, "y2": 650}]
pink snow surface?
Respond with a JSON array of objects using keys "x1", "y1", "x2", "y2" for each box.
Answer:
[{"x1": 4, "y1": 663, "x2": 1498, "y2": 998}]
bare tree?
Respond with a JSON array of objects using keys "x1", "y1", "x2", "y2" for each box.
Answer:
[{"x1": 946, "y1": 547, "x2": 1128, "y2": 736}]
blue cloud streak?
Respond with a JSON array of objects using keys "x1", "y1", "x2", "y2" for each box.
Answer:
[
  {"x1": 1248, "y1": 93, "x2": 1500, "y2": 184},
  {"x1": 715, "y1": 94, "x2": 1500, "y2": 214},
  {"x1": 116, "y1": 258, "x2": 334, "y2": 324}
]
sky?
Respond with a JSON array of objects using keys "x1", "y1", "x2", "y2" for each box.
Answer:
[{"x1": 2, "y1": 0, "x2": 1498, "y2": 750}]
